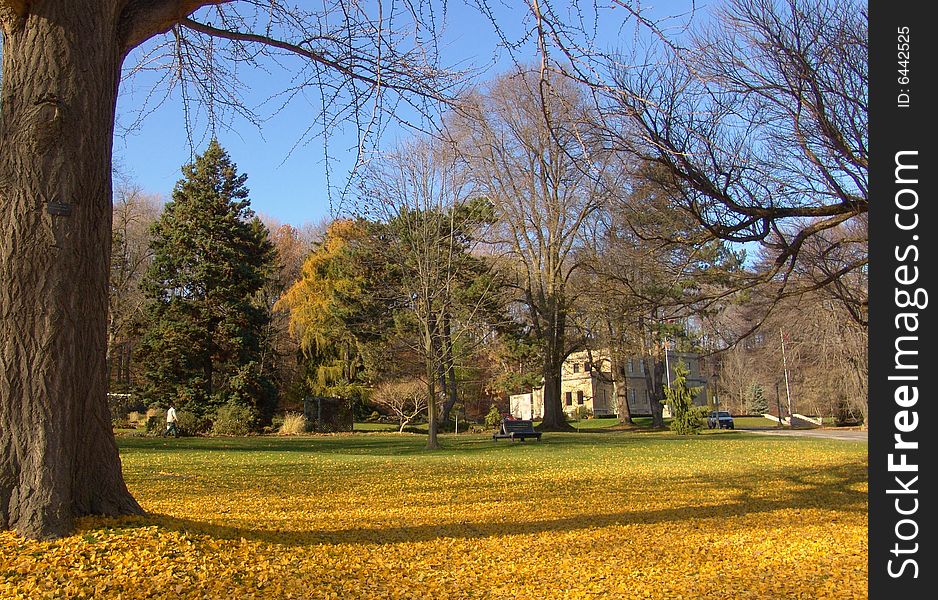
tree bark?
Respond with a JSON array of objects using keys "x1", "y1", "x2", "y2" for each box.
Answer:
[
  {"x1": 635, "y1": 316, "x2": 665, "y2": 428},
  {"x1": 538, "y1": 306, "x2": 572, "y2": 431},
  {"x1": 0, "y1": 4, "x2": 143, "y2": 539},
  {"x1": 600, "y1": 316, "x2": 634, "y2": 425},
  {"x1": 539, "y1": 357, "x2": 566, "y2": 429},
  {"x1": 425, "y1": 353, "x2": 440, "y2": 449}
]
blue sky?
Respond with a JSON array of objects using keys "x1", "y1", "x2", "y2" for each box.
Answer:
[{"x1": 112, "y1": 1, "x2": 698, "y2": 227}]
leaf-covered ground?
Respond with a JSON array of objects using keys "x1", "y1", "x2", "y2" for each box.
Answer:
[{"x1": 1, "y1": 431, "x2": 867, "y2": 598}]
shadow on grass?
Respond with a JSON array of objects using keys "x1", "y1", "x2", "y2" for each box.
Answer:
[
  {"x1": 118, "y1": 429, "x2": 834, "y2": 459},
  {"x1": 113, "y1": 460, "x2": 866, "y2": 547}
]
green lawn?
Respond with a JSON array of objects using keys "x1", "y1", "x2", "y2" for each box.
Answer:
[
  {"x1": 730, "y1": 415, "x2": 785, "y2": 428},
  {"x1": 351, "y1": 420, "x2": 401, "y2": 432},
  {"x1": 2, "y1": 430, "x2": 867, "y2": 599}
]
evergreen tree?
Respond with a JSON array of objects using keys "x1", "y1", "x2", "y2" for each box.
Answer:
[
  {"x1": 136, "y1": 141, "x2": 276, "y2": 422},
  {"x1": 748, "y1": 384, "x2": 769, "y2": 415},
  {"x1": 665, "y1": 360, "x2": 704, "y2": 435}
]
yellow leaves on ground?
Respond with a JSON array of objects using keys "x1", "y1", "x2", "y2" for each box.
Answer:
[{"x1": 0, "y1": 433, "x2": 867, "y2": 598}]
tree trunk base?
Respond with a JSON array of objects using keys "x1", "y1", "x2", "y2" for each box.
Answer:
[
  {"x1": 7, "y1": 492, "x2": 144, "y2": 541},
  {"x1": 1, "y1": 421, "x2": 144, "y2": 540}
]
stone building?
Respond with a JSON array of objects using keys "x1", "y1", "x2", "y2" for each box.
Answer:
[{"x1": 509, "y1": 349, "x2": 708, "y2": 420}]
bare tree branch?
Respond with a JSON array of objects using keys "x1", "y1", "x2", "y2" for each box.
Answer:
[{"x1": 179, "y1": 16, "x2": 448, "y2": 101}]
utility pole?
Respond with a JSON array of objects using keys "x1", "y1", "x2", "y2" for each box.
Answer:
[
  {"x1": 663, "y1": 339, "x2": 672, "y2": 388},
  {"x1": 662, "y1": 339, "x2": 672, "y2": 418},
  {"x1": 780, "y1": 329, "x2": 793, "y2": 422}
]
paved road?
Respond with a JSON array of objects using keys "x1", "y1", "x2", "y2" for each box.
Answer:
[{"x1": 739, "y1": 428, "x2": 867, "y2": 442}]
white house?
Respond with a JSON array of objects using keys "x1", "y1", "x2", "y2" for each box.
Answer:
[{"x1": 510, "y1": 349, "x2": 708, "y2": 419}]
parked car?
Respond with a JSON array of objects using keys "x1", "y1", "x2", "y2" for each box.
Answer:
[{"x1": 707, "y1": 411, "x2": 734, "y2": 429}]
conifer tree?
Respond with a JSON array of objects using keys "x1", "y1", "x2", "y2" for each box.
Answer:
[
  {"x1": 275, "y1": 219, "x2": 396, "y2": 403},
  {"x1": 136, "y1": 141, "x2": 276, "y2": 421},
  {"x1": 749, "y1": 384, "x2": 769, "y2": 415},
  {"x1": 665, "y1": 360, "x2": 704, "y2": 435}
]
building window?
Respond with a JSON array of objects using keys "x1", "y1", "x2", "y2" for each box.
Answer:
[
  {"x1": 565, "y1": 391, "x2": 573, "y2": 406},
  {"x1": 584, "y1": 361, "x2": 591, "y2": 372},
  {"x1": 573, "y1": 363, "x2": 580, "y2": 373},
  {"x1": 629, "y1": 389, "x2": 636, "y2": 404},
  {"x1": 577, "y1": 390, "x2": 584, "y2": 405},
  {"x1": 639, "y1": 360, "x2": 645, "y2": 374},
  {"x1": 627, "y1": 358, "x2": 633, "y2": 374}
]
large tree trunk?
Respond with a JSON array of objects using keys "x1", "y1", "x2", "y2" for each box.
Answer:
[
  {"x1": 538, "y1": 313, "x2": 572, "y2": 431},
  {"x1": 636, "y1": 316, "x2": 665, "y2": 428},
  {"x1": 0, "y1": 5, "x2": 143, "y2": 539},
  {"x1": 539, "y1": 359, "x2": 566, "y2": 429}
]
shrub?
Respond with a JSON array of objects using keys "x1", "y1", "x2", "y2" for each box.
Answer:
[
  {"x1": 143, "y1": 407, "x2": 165, "y2": 434},
  {"x1": 279, "y1": 412, "x2": 308, "y2": 435},
  {"x1": 127, "y1": 411, "x2": 145, "y2": 426},
  {"x1": 271, "y1": 414, "x2": 286, "y2": 430},
  {"x1": 484, "y1": 404, "x2": 502, "y2": 429},
  {"x1": 145, "y1": 415, "x2": 163, "y2": 434},
  {"x1": 211, "y1": 403, "x2": 258, "y2": 436},
  {"x1": 175, "y1": 411, "x2": 205, "y2": 436}
]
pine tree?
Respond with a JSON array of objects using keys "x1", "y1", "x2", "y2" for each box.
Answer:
[
  {"x1": 664, "y1": 360, "x2": 704, "y2": 435},
  {"x1": 136, "y1": 141, "x2": 276, "y2": 422}
]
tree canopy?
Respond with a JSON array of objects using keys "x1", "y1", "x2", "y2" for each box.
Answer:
[{"x1": 136, "y1": 140, "x2": 276, "y2": 419}]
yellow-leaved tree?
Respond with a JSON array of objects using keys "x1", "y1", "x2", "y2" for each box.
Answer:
[{"x1": 275, "y1": 219, "x2": 389, "y2": 400}]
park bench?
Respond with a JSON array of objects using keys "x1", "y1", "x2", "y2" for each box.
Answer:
[{"x1": 492, "y1": 418, "x2": 542, "y2": 442}]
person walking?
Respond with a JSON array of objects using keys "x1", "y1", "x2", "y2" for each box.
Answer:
[{"x1": 163, "y1": 403, "x2": 179, "y2": 438}]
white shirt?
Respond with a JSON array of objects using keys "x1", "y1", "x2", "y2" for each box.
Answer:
[{"x1": 166, "y1": 407, "x2": 178, "y2": 423}]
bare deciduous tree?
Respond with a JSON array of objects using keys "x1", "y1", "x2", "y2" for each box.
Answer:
[
  {"x1": 455, "y1": 70, "x2": 606, "y2": 431},
  {"x1": 372, "y1": 379, "x2": 428, "y2": 433},
  {"x1": 479, "y1": 0, "x2": 867, "y2": 324},
  {"x1": 713, "y1": 346, "x2": 758, "y2": 415},
  {"x1": 361, "y1": 138, "x2": 481, "y2": 449},
  {"x1": 578, "y1": 165, "x2": 743, "y2": 427},
  {"x1": 108, "y1": 180, "x2": 162, "y2": 391}
]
